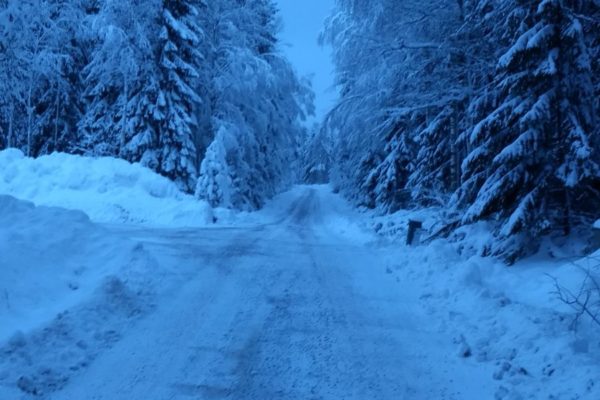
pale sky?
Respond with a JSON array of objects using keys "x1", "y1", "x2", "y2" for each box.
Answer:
[{"x1": 275, "y1": 0, "x2": 337, "y2": 124}]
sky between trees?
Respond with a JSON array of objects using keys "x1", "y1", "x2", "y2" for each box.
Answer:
[{"x1": 276, "y1": 0, "x2": 337, "y2": 124}]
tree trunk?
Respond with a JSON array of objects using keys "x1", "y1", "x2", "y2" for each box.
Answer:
[
  {"x1": 121, "y1": 72, "x2": 128, "y2": 156},
  {"x1": 54, "y1": 89, "x2": 60, "y2": 152},
  {"x1": 27, "y1": 83, "x2": 33, "y2": 157},
  {"x1": 7, "y1": 102, "x2": 14, "y2": 148}
]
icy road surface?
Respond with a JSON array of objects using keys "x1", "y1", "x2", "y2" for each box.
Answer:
[{"x1": 3, "y1": 186, "x2": 489, "y2": 399}]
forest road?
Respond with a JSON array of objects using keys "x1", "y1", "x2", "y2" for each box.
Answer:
[{"x1": 49, "y1": 186, "x2": 461, "y2": 400}]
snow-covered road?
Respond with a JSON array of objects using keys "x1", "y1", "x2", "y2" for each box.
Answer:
[
  {"x1": 6, "y1": 186, "x2": 473, "y2": 400},
  {"x1": 7, "y1": 185, "x2": 599, "y2": 400}
]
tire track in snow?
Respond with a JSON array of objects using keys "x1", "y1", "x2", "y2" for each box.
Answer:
[{"x1": 3, "y1": 186, "x2": 477, "y2": 399}]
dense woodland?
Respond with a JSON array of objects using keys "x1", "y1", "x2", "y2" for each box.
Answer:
[
  {"x1": 316, "y1": 0, "x2": 600, "y2": 261},
  {"x1": 1, "y1": 0, "x2": 600, "y2": 262},
  {"x1": 0, "y1": 0, "x2": 312, "y2": 210}
]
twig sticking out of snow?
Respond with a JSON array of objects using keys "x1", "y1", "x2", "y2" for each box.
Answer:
[{"x1": 549, "y1": 258, "x2": 600, "y2": 329}]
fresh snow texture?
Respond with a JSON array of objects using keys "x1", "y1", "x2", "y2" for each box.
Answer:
[
  {"x1": 0, "y1": 195, "x2": 153, "y2": 343},
  {"x1": 0, "y1": 149, "x2": 217, "y2": 227},
  {"x1": 370, "y1": 210, "x2": 600, "y2": 399},
  {"x1": 0, "y1": 195, "x2": 159, "y2": 398},
  {"x1": 1, "y1": 184, "x2": 599, "y2": 399}
]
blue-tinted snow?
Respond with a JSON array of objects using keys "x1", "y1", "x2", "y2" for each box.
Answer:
[{"x1": 1, "y1": 180, "x2": 599, "y2": 398}]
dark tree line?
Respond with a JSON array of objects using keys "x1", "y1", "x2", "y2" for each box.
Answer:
[
  {"x1": 319, "y1": 0, "x2": 600, "y2": 261},
  {"x1": 0, "y1": 0, "x2": 312, "y2": 209}
]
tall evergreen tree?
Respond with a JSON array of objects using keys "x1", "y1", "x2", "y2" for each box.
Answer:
[
  {"x1": 455, "y1": 0, "x2": 600, "y2": 261},
  {"x1": 196, "y1": 0, "x2": 311, "y2": 209},
  {"x1": 323, "y1": 0, "x2": 465, "y2": 211},
  {"x1": 0, "y1": 0, "x2": 75, "y2": 156},
  {"x1": 156, "y1": 0, "x2": 206, "y2": 192},
  {"x1": 79, "y1": 0, "x2": 164, "y2": 162}
]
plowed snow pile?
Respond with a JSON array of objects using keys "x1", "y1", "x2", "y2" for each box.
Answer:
[
  {"x1": 0, "y1": 195, "x2": 158, "y2": 397},
  {"x1": 0, "y1": 196, "x2": 154, "y2": 343},
  {"x1": 0, "y1": 149, "x2": 216, "y2": 226}
]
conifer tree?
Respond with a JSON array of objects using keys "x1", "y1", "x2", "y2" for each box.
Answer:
[
  {"x1": 156, "y1": 0, "x2": 205, "y2": 192},
  {"x1": 79, "y1": 0, "x2": 161, "y2": 161},
  {"x1": 457, "y1": 0, "x2": 600, "y2": 261},
  {"x1": 196, "y1": 0, "x2": 310, "y2": 209}
]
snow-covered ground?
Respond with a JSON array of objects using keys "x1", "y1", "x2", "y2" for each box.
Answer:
[
  {"x1": 0, "y1": 149, "x2": 225, "y2": 227},
  {"x1": 0, "y1": 194, "x2": 160, "y2": 397},
  {"x1": 1, "y1": 156, "x2": 599, "y2": 399},
  {"x1": 0, "y1": 195, "x2": 154, "y2": 340},
  {"x1": 377, "y1": 232, "x2": 600, "y2": 399}
]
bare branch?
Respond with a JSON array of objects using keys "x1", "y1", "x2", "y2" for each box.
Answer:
[{"x1": 548, "y1": 260, "x2": 600, "y2": 330}]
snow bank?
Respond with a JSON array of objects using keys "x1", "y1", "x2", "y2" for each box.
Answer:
[
  {"x1": 0, "y1": 195, "x2": 160, "y2": 397},
  {"x1": 365, "y1": 206, "x2": 446, "y2": 247},
  {"x1": 0, "y1": 149, "x2": 216, "y2": 227},
  {"x1": 0, "y1": 195, "x2": 148, "y2": 343},
  {"x1": 375, "y1": 216, "x2": 600, "y2": 399}
]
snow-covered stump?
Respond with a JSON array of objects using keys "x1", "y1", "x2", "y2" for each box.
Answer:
[{"x1": 406, "y1": 219, "x2": 423, "y2": 246}]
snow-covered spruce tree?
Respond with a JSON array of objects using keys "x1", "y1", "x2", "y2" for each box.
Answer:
[
  {"x1": 362, "y1": 119, "x2": 415, "y2": 210},
  {"x1": 110, "y1": 0, "x2": 164, "y2": 170},
  {"x1": 301, "y1": 124, "x2": 333, "y2": 184},
  {"x1": 322, "y1": 0, "x2": 409, "y2": 208},
  {"x1": 79, "y1": 2, "x2": 139, "y2": 157},
  {"x1": 322, "y1": 0, "x2": 466, "y2": 211},
  {"x1": 156, "y1": 0, "x2": 206, "y2": 192},
  {"x1": 119, "y1": 68, "x2": 162, "y2": 170},
  {"x1": 79, "y1": 0, "x2": 165, "y2": 168},
  {"x1": 455, "y1": 0, "x2": 600, "y2": 262},
  {"x1": 406, "y1": 106, "x2": 460, "y2": 207},
  {"x1": 196, "y1": 125, "x2": 235, "y2": 208},
  {"x1": 196, "y1": 0, "x2": 311, "y2": 209},
  {"x1": 0, "y1": 0, "x2": 76, "y2": 156},
  {"x1": 402, "y1": 2, "x2": 489, "y2": 208}
]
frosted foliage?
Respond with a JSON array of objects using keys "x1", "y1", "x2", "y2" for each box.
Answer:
[
  {"x1": 0, "y1": 0, "x2": 309, "y2": 207},
  {"x1": 196, "y1": 128, "x2": 234, "y2": 208},
  {"x1": 195, "y1": 0, "x2": 311, "y2": 210},
  {"x1": 324, "y1": 0, "x2": 600, "y2": 262},
  {"x1": 458, "y1": 0, "x2": 599, "y2": 261}
]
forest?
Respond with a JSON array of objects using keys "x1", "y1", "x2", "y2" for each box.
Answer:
[
  {"x1": 0, "y1": 0, "x2": 313, "y2": 210},
  {"x1": 1, "y1": 0, "x2": 600, "y2": 262},
  {"x1": 2, "y1": 1, "x2": 600, "y2": 398},
  {"x1": 315, "y1": 0, "x2": 600, "y2": 262}
]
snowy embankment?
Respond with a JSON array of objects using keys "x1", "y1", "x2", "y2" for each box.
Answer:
[
  {"x1": 369, "y1": 209, "x2": 600, "y2": 399},
  {"x1": 0, "y1": 195, "x2": 156, "y2": 342},
  {"x1": 0, "y1": 149, "x2": 221, "y2": 396},
  {"x1": 0, "y1": 149, "x2": 225, "y2": 227},
  {"x1": 0, "y1": 148, "x2": 212, "y2": 344},
  {"x1": 0, "y1": 195, "x2": 159, "y2": 397}
]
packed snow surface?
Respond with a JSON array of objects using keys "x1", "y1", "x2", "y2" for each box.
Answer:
[
  {"x1": 0, "y1": 195, "x2": 156, "y2": 344},
  {"x1": 0, "y1": 185, "x2": 599, "y2": 399},
  {"x1": 0, "y1": 149, "x2": 217, "y2": 226}
]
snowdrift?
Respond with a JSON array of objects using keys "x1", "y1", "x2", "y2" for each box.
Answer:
[
  {"x1": 365, "y1": 205, "x2": 600, "y2": 399},
  {"x1": 0, "y1": 195, "x2": 148, "y2": 343},
  {"x1": 0, "y1": 149, "x2": 216, "y2": 226}
]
